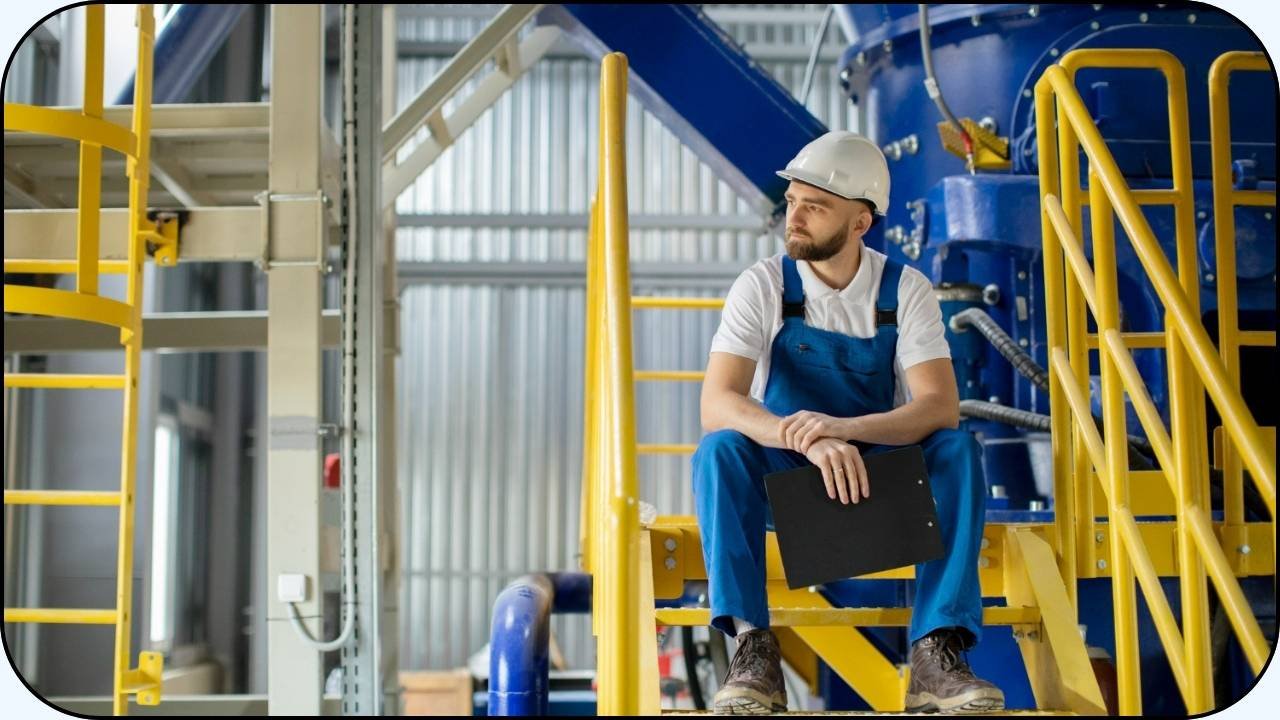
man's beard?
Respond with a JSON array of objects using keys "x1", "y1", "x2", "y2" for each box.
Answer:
[{"x1": 785, "y1": 220, "x2": 849, "y2": 262}]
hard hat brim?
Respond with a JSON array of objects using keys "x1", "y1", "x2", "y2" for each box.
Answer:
[{"x1": 775, "y1": 169, "x2": 885, "y2": 215}]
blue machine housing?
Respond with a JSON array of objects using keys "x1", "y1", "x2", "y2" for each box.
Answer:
[
  {"x1": 811, "y1": 3, "x2": 1278, "y2": 712},
  {"x1": 836, "y1": 3, "x2": 1275, "y2": 507}
]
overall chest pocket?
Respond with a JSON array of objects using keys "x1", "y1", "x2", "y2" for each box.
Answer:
[{"x1": 789, "y1": 340, "x2": 883, "y2": 375}]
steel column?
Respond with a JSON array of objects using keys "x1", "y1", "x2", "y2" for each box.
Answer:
[
  {"x1": 265, "y1": 5, "x2": 327, "y2": 715},
  {"x1": 341, "y1": 3, "x2": 395, "y2": 714}
]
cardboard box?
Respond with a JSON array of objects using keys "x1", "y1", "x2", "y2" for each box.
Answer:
[{"x1": 400, "y1": 669, "x2": 474, "y2": 716}]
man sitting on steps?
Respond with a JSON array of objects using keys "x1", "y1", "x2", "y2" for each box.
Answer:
[{"x1": 692, "y1": 131, "x2": 1005, "y2": 715}]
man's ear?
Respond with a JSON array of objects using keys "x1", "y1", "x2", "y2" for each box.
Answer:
[{"x1": 853, "y1": 206, "x2": 873, "y2": 236}]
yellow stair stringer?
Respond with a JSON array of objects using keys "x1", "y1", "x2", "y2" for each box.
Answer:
[
  {"x1": 1004, "y1": 527, "x2": 1107, "y2": 715},
  {"x1": 768, "y1": 585, "x2": 910, "y2": 712}
]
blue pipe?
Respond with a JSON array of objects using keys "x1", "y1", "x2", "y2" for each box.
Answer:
[
  {"x1": 488, "y1": 572, "x2": 592, "y2": 716},
  {"x1": 114, "y1": 5, "x2": 249, "y2": 105}
]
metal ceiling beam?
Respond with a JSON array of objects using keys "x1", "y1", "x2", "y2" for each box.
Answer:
[
  {"x1": 3, "y1": 103, "x2": 269, "y2": 140},
  {"x1": 395, "y1": 212, "x2": 767, "y2": 233},
  {"x1": 393, "y1": 39, "x2": 842, "y2": 64},
  {"x1": 3, "y1": 310, "x2": 342, "y2": 354},
  {"x1": 4, "y1": 207, "x2": 262, "y2": 262},
  {"x1": 397, "y1": 260, "x2": 744, "y2": 288}
]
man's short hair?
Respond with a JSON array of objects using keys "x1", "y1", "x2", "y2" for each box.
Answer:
[{"x1": 853, "y1": 198, "x2": 879, "y2": 228}]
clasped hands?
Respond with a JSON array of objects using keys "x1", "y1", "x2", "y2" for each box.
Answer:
[{"x1": 778, "y1": 410, "x2": 868, "y2": 505}]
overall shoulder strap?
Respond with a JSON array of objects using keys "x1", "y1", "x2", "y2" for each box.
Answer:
[
  {"x1": 876, "y1": 258, "x2": 904, "y2": 330},
  {"x1": 781, "y1": 256, "x2": 805, "y2": 321}
]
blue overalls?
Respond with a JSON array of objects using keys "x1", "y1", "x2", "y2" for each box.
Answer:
[{"x1": 692, "y1": 255, "x2": 986, "y2": 645}]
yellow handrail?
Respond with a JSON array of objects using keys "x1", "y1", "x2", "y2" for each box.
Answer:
[
  {"x1": 1038, "y1": 48, "x2": 1276, "y2": 715},
  {"x1": 1208, "y1": 51, "x2": 1277, "y2": 529},
  {"x1": 587, "y1": 52, "x2": 643, "y2": 715}
]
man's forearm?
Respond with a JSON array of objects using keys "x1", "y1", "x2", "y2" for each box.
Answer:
[
  {"x1": 701, "y1": 390, "x2": 787, "y2": 449},
  {"x1": 841, "y1": 394, "x2": 959, "y2": 446}
]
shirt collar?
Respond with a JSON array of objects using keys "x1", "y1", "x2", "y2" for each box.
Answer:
[{"x1": 795, "y1": 246, "x2": 880, "y2": 303}]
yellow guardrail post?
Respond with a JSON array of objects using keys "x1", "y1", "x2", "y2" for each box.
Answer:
[
  {"x1": 1051, "y1": 92, "x2": 1097, "y2": 583},
  {"x1": 1209, "y1": 51, "x2": 1276, "y2": 530},
  {"x1": 581, "y1": 199, "x2": 601, "y2": 579},
  {"x1": 77, "y1": 4, "x2": 104, "y2": 296},
  {"x1": 1034, "y1": 74, "x2": 1078, "y2": 610},
  {"x1": 598, "y1": 51, "x2": 641, "y2": 716},
  {"x1": 1087, "y1": 170, "x2": 1143, "y2": 712}
]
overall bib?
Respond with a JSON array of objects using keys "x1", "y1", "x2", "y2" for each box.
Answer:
[{"x1": 692, "y1": 255, "x2": 986, "y2": 645}]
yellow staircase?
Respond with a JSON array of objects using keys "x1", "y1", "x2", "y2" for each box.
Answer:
[
  {"x1": 3, "y1": 6, "x2": 177, "y2": 715},
  {"x1": 579, "y1": 50, "x2": 1275, "y2": 715}
]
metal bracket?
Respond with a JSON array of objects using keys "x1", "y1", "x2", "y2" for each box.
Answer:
[
  {"x1": 121, "y1": 651, "x2": 164, "y2": 706},
  {"x1": 254, "y1": 190, "x2": 330, "y2": 271},
  {"x1": 141, "y1": 212, "x2": 182, "y2": 267}
]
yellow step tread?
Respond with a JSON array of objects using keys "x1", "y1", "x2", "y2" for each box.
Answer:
[
  {"x1": 5, "y1": 607, "x2": 117, "y2": 624},
  {"x1": 655, "y1": 605, "x2": 1039, "y2": 628},
  {"x1": 4, "y1": 490, "x2": 122, "y2": 507},
  {"x1": 4, "y1": 373, "x2": 126, "y2": 390}
]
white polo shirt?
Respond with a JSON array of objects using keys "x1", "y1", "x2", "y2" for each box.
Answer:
[{"x1": 709, "y1": 247, "x2": 952, "y2": 407}]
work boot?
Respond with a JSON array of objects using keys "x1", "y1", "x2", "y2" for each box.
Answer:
[
  {"x1": 905, "y1": 628, "x2": 1005, "y2": 713},
  {"x1": 712, "y1": 628, "x2": 787, "y2": 714}
]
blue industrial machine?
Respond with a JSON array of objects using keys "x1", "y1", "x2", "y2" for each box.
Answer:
[
  {"x1": 487, "y1": 4, "x2": 1275, "y2": 715},
  {"x1": 826, "y1": 4, "x2": 1275, "y2": 713},
  {"x1": 836, "y1": 3, "x2": 1275, "y2": 510}
]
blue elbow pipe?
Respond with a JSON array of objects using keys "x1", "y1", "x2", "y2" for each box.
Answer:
[
  {"x1": 488, "y1": 572, "x2": 592, "y2": 716},
  {"x1": 114, "y1": 5, "x2": 249, "y2": 105}
]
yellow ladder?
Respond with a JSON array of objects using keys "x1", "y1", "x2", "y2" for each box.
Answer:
[{"x1": 3, "y1": 6, "x2": 176, "y2": 715}]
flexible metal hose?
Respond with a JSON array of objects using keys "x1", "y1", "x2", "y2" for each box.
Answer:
[
  {"x1": 960, "y1": 400, "x2": 1156, "y2": 471},
  {"x1": 953, "y1": 307, "x2": 1049, "y2": 391},
  {"x1": 953, "y1": 307, "x2": 1157, "y2": 460},
  {"x1": 960, "y1": 399, "x2": 1050, "y2": 432}
]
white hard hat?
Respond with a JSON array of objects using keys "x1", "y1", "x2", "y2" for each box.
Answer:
[{"x1": 776, "y1": 131, "x2": 890, "y2": 215}]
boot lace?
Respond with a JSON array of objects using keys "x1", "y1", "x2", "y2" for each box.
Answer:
[{"x1": 934, "y1": 634, "x2": 979, "y2": 680}]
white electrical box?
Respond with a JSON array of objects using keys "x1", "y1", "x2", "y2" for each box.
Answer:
[{"x1": 277, "y1": 573, "x2": 308, "y2": 604}]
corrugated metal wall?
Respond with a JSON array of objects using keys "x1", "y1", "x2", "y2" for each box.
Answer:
[{"x1": 395, "y1": 5, "x2": 858, "y2": 671}]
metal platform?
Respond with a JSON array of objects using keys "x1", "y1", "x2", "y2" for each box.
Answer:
[{"x1": 4, "y1": 102, "x2": 339, "y2": 212}]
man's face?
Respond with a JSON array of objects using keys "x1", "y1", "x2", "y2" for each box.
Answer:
[{"x1": 783, "y1": 181, "x2": 870, "y2": 262}]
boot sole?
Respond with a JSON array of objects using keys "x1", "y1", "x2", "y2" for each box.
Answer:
[
  {"x1": 905, "y1": 687, "x2": 1005, "y2": 714},
  {"x1": 713, "y1": 686, "x2": 787, "y2": 715}
]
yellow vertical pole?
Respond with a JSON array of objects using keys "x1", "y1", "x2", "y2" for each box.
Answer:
[
  {"x1": 1163, "y1": 58, "x2": 1214, "y2": 714},
  {"x1": 599, "y1": 52, "x2": 640, "y2": 716},
  {"x1": 1089, "y1": 175, "x2": 1141, "y2": 715},
  {"x1": 113, "y1": 7, "x2": 154, "y2": 716},
  {"x1": 588, "y1": 195, "x2": 606, "y2": 644},
  {"x1": 1034, "y1": 77, "x2": 1076, "y2": 609},
  {"x1": 1208, "y1": 52, "x2": 1270, "y2": 529},
  {"x1": 1055, "y1": 97, "x2": 1095, "y2": 579},
  {"x1": 77, "y1": 4, "x2": 105, "y2": 296},
  {"x1": 580, "y1": 199, "x2": 600, "y2": 577},
  {"x1": 1209, "y1": 57, "x2": 1242, "y2": 529}
]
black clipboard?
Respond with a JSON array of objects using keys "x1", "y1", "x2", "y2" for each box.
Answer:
[{"x1": 764, "y1": 445, "x2": 944, "y2": 589}]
